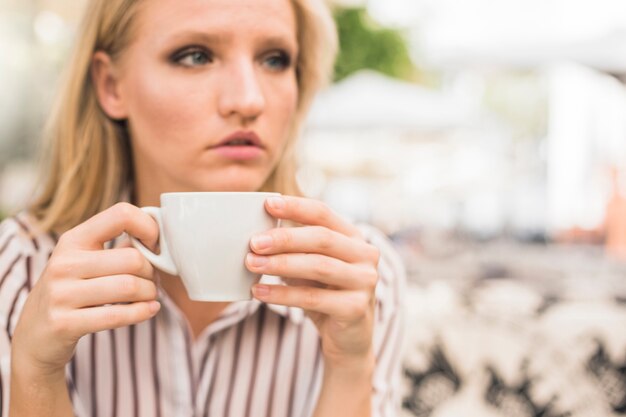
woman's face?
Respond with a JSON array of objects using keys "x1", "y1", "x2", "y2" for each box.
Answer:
[{"x1": 100, "y1": 0, "x2": 299, "y2": 203}]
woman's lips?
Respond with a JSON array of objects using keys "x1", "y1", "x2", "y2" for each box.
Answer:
[
  {"x1": 209, "y1": 130, "x2": 265, "y2": 160},
  {"x1": 213, "y1": 130, "x2": 264, "y2": 148},
  {"x1": 211, "y1": 145, "x2": 264, "y2": 160}
]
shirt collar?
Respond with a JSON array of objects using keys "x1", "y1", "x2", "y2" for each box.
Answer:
[{"x1": 155, "y1": 274, "x2": 305, "y2": 341}]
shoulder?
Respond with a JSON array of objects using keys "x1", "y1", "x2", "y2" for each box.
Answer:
[
  {"x1": 0, "y1": 212, "x2": 57, "y2": 256},
  {"x1": 0, "y1": 213, "x2": 56, "y2": 338},
  {"x1": 0, "y1": 212, "x2": 57, "y2": 288}
]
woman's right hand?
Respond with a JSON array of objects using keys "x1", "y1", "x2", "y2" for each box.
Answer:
[{"x1": 11, "y1": 203, "x2": 161, "y2": 376}]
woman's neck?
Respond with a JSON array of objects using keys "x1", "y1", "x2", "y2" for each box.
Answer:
[{"x1": 158, "y1": 272, "x2": 230, "y2": 341}]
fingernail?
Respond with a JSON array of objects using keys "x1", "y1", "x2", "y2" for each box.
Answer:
[
  {"x1": 148, "y1": 301, "x2": 161, "y2": 314},
  {"x1": 251, "y1": 234, "x2": 272, "y2": 250},
  {"x1": 267, "y1": 196, "x2": 285, "y2": 210},
  {"x1": 247, "y1": 253, "x2": 269, "y2": 267},
  {"x1": 253, "y1": 284, "x2": 271, "y2": 298}
]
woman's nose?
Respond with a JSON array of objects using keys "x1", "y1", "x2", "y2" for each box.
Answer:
[{"x1": 217, "y1": 60, "x2": 266, "y2": 122}]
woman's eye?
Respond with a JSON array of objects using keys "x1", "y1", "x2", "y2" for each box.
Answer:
[
  {"x1": 263, "y1": 51, "x2": 291, "y2": 71},
  {"x1": 172, "y1": 48, "x2": 213, "y2": 67}
]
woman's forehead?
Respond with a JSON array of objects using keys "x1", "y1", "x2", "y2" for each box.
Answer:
[{"x1": 134, "y1": 0, "x2": 298, "y2": 45}]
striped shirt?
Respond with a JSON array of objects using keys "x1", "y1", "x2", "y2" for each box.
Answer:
[{"x1": 0, "y1": 212, "x2": 405, "y2": 417}]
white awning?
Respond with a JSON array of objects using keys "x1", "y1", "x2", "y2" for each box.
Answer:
[{"x1": 306, "y1": 70, "x2": 474, "y2": 130}]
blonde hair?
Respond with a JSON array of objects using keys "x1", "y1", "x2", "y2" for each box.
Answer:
[{"x1": 29, "y1": 0, "x2": 338, "y2": 233}]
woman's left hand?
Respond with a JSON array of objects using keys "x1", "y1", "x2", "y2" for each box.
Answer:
[{"x1": 245, "y1": 195, "x2": 380, "y2": 370}]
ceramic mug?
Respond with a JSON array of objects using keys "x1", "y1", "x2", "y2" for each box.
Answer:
[{"x1": 130, "y1": 192, "x2": 280, "y2": 301}]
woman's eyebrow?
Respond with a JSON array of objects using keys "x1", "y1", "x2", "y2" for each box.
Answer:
[
  {"x1": 256, "y1": 36, "x2": 298, "y2": 53},
  {"x1": 161, "y1": 30, "x2": 298, "y2": 56},
  {"x1": 166, "y1": 31, "x2": 232, "y2": 45}
]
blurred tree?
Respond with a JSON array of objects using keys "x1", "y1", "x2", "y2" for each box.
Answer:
[{"x1": 333, "y1": 7, "x2": 415, "y2": 82}]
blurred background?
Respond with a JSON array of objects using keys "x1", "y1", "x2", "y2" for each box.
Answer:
[{"x1": 2, "y1": 0, "x2": 626, "y2": 416}]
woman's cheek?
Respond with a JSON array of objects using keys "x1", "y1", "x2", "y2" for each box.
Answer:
[
  {"x1": 129, "y1": 74, "x2": 210, "y2": 144},
  {"x1": 273, "y1": 82, "x2": 298, "y2": 131}
]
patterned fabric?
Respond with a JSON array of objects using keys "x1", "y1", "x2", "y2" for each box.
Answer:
[
  {"x1": 401, "y1": 277, "x2": 626, "y2": 417},
  {"x1": 0, "y1": 212, "x2": 405, "y2": 417}
]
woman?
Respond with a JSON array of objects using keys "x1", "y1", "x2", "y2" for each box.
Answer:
[{"x1": 0, "y1": 0, "x2": 404, "y2": 416}]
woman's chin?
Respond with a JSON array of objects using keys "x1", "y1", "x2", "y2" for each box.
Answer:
[
  {"x1": 193, "y1": 180, "x2": 267, "y2": 193},
  {"x1": 189, "y1": 166, "x2": 272, "y2": 193}
]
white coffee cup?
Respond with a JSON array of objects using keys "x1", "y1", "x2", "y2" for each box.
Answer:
[{"x1": 130, "y1": 192, "x2": 280, "y2": 301}]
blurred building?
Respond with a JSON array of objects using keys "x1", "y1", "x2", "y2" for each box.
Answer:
[{"x1": 300, "y1": 70, "x2": 514, "y2": 237}]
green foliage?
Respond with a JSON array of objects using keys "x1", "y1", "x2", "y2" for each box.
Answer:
[{"x1": 333, "y1": 7, "x2": 415, "y2": 82}]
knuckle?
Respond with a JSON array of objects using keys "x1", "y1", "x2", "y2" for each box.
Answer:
[
  {"x1": 118, "y1": 275, "x2": 140, "y2": 297},
  {"x1": 317, "y1": 227, "x2": 334, "y2": 250},
  {"x1": 102, "y1": 308, "x2": 124, "y2": 328},
  {"x1": 46, "y1": 283, "x2": 68, "y2": 306},
  {"x1": 47, "y1": 256, "x2": 75, "y2": 278},
  {"x1": 313, "y1": 257, "x2": 334, "y2": 279},
  {"x1": 352, "y1": 228, "x2": 366, "y2": 241},
  {"x1": 57, "y1": 232, "x2": 72, "y2": 247},
  {"x1": 368, "y1": 269, "x2": 380, "y2": 289},
  {"x1": 48, "y1": 310, "x2": 70, "y2": 336},
  {"x1": 362, "y1": 266, "x2": 379, "y2": 288},
  {"x1": 303, "y1": 288, "x2": 321, "y2": 310},
  {"x1": 347, "y1": 293, "x2": 369, "y2": 318},
  {"x1": 273, "y1": 229, "x2": 293, "y2": 248},
  {"x1": 113, "y1": 202, "x2": 135, "y2": 220},
  {"x1": 369, "y1": 245, "x2": 381, "y2": 265},
  {"x1": 126, "y1": 249, "x2": 147, "y2": 274},
  {"x1": 317, "y1": 204, "x2": 332, "y2": 223},
  {"x1": 146, "y1": 282, "x2": 158, "y2": 299}
]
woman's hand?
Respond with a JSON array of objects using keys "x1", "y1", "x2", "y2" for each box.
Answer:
[
  {"x1": 246, "y1": 195, "x2": 380, "y2": 370},
  {"x1": 12, "y1": 203, "x2": 161, "y2": 376}
]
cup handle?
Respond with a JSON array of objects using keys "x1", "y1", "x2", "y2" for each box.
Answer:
[{"x1": 129, "y1": 207, "x2": 179, "y2": 275}]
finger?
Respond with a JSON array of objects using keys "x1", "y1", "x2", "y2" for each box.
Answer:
[
  {"x1": 59, "y1": 203, "x2": 159, "y2": 251},
  {"x1": 249, "y1": 226, "x2": 378, "y2": 263},
  {"x1": 51, "y1": 274, "x2": 158, "y2": 308},
  {"x1": 265, "y1": 196, "x2": 361, "y2": 238},
  {"x1": 251, "y1": 284, "x2": 373, "y2": 321},
  {"x1": 68, "y1": 301, "x2": 160, "y2": 336},
  {"x1": 50, "y1": 248, "x2": 154, "y2": 280},
  {"x1": 282, "y1": 277, "x2": 325, "y2": 288},
  {"x1": 246, "y1": 253, "x2": 377, "y2": 290},
  {"x1": 112, "y1": 235, "x2": 133, "y2": 248}
]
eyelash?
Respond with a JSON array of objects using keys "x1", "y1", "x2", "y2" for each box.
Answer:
[
  {"x1": 169, "y1": 47, "x2": 292, "y2": 71},
  {"x1": 170, "y1": 46, "x2": 212, "y2": 67},
  {"x1": 263, "y1": 51, "x2": 292, "y2": 71}
]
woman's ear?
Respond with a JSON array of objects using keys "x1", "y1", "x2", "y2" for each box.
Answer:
[{"x1": 91, "y1": 51, "x2": 128, "y2": 120}]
